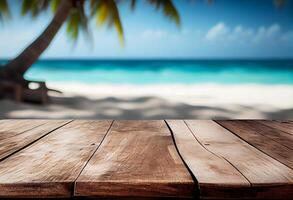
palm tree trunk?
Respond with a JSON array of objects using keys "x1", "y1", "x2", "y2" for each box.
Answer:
[{"x1": 1, "y1": 0, "x2": 72, "y2": 82}]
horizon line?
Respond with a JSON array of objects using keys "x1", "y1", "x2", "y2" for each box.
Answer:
[{"x1": 1, "y1": 57, "x2": 293, "y2": 61}]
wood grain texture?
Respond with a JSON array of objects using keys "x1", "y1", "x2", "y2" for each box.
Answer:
[
  {"x1": 259, "y1": 120, "x2": 293, "y2": 136},
  {"x1": 0, "y1": 120, "x2": 112, "y2": 198},
  {"x1": 75, "y1": 120, "x2": 194, "y2": 198},
  {"x1": 167, "y1": 120, "x2": 250, "y2": 199},
  {"x1": 237, "y1": 120, "x2": 293, "y2": 149},
  {"x1": 218, "y1": 120, "x2": 293, "y2": 169},
  {"x1": 0, "y1": 120, "x2": 70, "y2": 161},
  {"x1": 0, "y1": 119, "x2": 46, "y2": 133},
  {"x1": 186, "y1": 120, "x2": 293, "y2": 199}
]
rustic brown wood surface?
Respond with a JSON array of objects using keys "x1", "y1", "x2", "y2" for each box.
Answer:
[
  {"x1": 231, "y1": 120, "x2": 293, "y2": 149},
  {"x1": 75, "y1": 120, "x2": 194, "y2": 198},
  {"x1": 0, "y1": 120, "x2": 112, "y2": 198},
  {"x1": 218, "y1": 120, "x2": 293, "y2": 169},
  {"x1": 186, "y1": 120, "x2": 293, "y2": 199},
  {"x1": 166, "y1": 120, "x2": 251, "y2": 199},
  {"x1": 0, "y1": 120, "x2": 70, "y2": 161},
  {"x1": 259, "y1": 120, "x2": 293, "y2": 136},
  {"x1": 0, "y1": 120, "x2": 292, "y2": 199}
]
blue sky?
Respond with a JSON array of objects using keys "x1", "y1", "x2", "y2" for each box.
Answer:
[{"x1": 1, "y1": 0, "x2": 293, "y2": 59}]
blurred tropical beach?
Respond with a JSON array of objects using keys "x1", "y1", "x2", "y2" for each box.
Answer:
[
  {"x1": 1, "y1": 59, "x2": 292, "y2": 119},
  {"x1": 1, "y1": 0, "x2": 293, "y2": 119}
]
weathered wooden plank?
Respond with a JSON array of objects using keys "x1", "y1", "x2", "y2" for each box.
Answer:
[
  {"x1": 238, "y1": 121, "x2": 293, "y2": 149},
  {"x1": 218, "y1": 120, "x2": 293, "y2": 169},
  {"x1": 0, "y1": 120, "x2": 46, "y2": 133},
  {"x1": 259, "y1": 120, "x2": 293, "y2": 136},
  {"x1": 75, "y1": 120, "x2": 194, "y2": 198},
  {"x1": 0, "y1": 120, "x2": 112, "y2": 198},
  {"x1": 186, "y1": 120, "x2": 293, "y2": 199},
  {"x1": 0, "y1": 120, "x2": 70, "y2": 161},
  {"x1": 167, "y1": 120, "x2": 250, "y2": 199}
]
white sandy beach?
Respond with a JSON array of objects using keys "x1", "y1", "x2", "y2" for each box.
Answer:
[{"x1": 1, "y1": 83, "x2": 293, "y2": 119}]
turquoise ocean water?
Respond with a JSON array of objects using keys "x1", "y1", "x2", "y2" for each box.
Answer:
[{"x1": 1, "y1": 59, "x2": 293, "y2": 84}]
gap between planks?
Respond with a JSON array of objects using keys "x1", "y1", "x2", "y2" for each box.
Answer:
[
  {"x1": 185, "y1": 120, "x2": 252, "y2": 186},
  {"x1": 0, "y1": 122, "x2": 46, "y2": 161},
  {"x1": 2, "y1": 120, "x2": 291, "y2": 199},
  {"x1": 0, "y1": 120, "x2": 113, "y2": 198},
  {"x1": 74, "y1": 120, "x2": 195, "y2": 198},
  {"x1": 1, "y1": 120, "x2": 189, "y2": 198},
  {"x1": 168, "y1": 120, "x2": 293, "y2": 199},
  {"x1": 167, "y1": 120, "x2": 251, "y2": 199},
  {"x1": 71, "y1": 120, "x2": 114, "y2": 197},
  {"x1": 0, "y1": 120, "x2": 73, "y2": 162},
  {"x1": 164, "y1": 120, "x2": 199, "y2": 199},
  {"x1": 216, "y1": 120, "x2": 293, "y2": 170}
]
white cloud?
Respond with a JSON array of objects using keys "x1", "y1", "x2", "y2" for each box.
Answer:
[
  {"x1": 204, "y1": 22, "x2": 292, "y2": 46},
  {"x1": 205, "y1": 22, "x2": 229, "y2": 41},
  {"x1": 234, "y1": 25, "x2": 243, "y2": 33},
  {"x1": 233, "y1": 25, "x2": 253, "y2": 37},
  {"x1": 253, "y1": 24, "x2": 281, "y2": 43},
  {"x1": 281, "y1": 31, "x2": 293, "y2": 42},
  {"x1": 267, "y1": 24, "x2": 281, "y2": 36},
  {"x1": 140, "y1": 28, "x2": 195, "y2": 41},
  {"x1": 140, "y1": 29, "x2": 167, "y2": 39}
]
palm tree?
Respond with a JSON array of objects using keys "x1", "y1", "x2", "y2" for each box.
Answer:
[
  {"x1": 0, "y1": 0, "x2": 180, "y2": 85},
  {"x1": 0, "y1": 0, "x2": 286, "y2": 89}
]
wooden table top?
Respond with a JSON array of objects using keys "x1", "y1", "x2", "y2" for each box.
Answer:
[{"x1": 0, "y1": 120, "x2": 292, "y2": 199}]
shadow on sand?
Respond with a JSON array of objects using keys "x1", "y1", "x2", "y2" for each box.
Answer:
[{"x1": 1, "y1": 95, "x2": 292, "y2": 119}]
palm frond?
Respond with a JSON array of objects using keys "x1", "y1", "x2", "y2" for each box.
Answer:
[
  {"x1": 147, "y1": 0, "x2": 180, "y2": 27},
  {"x1": 51, "y1": 0, "x2": 62, "y2": 13},
  {"x1": 66, "y1": 0, "x2": 90, "y2": 42},
  {"x1": 21, "y1": 0, "x2": 50, "y2": 17},
  {"x1": 130, "y1": 0, "x2": 136, "y2": 10},
  {"x1": 66, "y1": 9, "x2": 80, "y2": 40},
  {"x1": 0, "y1": 0, "x2": 10, "y2": 21},
  {"x1": 91, "y1": 0, "x2": 124, "y2": 45}
]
